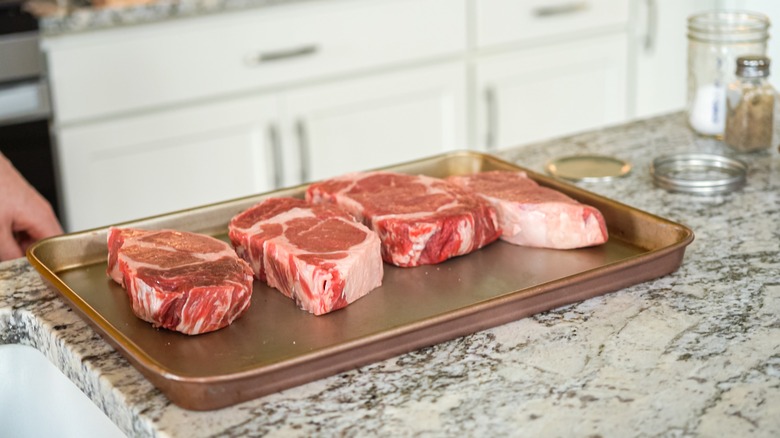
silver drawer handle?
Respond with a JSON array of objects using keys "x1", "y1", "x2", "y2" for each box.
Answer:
[
  {"x1": 485, "y1": 86, "x2": 497, "y2": 152},
  {"x1": 247, "y1": 44, "x2": 319, "y2": 65},
  {"x1": 644, "y1": 0, "x2": 657, "y2": 52},
  {"x1": 268, "y1": 124, "x2": 284, "y2": 189},
  {"x1": 295, "y1": 119, "x2": 311, "y2": 183},
  {"x1": 533, "y1": 2, "x2": 588, "y2": 17}
]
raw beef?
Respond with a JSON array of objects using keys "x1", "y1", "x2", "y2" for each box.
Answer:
[
  {"x1": 447, "y1": 170, "x2": 608, "y2": 249},
  {"x1": 106, "y1": 227, "x2": 254, "y2": 335},
  {"x1": 305, "y1": 171, "x2": 501, "y2": 267},
  {"x1": 228, "y1": 197, "x2": 383, "y2": 315}
]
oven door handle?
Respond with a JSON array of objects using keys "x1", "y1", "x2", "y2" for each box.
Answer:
[{"x1": 0, "y1": 80, "x2": 51, "y2": 127}]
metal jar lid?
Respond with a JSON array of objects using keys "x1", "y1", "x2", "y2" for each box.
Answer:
[
  {"x1": 545, "y1": 155, "x2": 632, "y2": 182},
  {"x1": 650, "y1": 153, "x2": 747, "y2": 194}
]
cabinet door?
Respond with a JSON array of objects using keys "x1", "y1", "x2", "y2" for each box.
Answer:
[
  {"x1": 56, "y1": 96, "x2": 279, "y2": 232},
  {"x1": 631, "y1": 0, "x2": 717, "y2": 118},
  {"x1": 280, "y1": 62, "x2": 467, "y2": 185},
  {"x1": 474, "y1": 34, "x2": 628, "y2": 150}
]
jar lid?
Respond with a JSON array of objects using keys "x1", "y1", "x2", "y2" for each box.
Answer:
[
  {"x1": 736, "y1": 55, "x2": 770, "y2": 78},
  {"x1": 650, "y1": 153, "x2": 747, "y2": 194},
  {"x1": 545, "y1": 155, "x2": 632, "y2": 182}
]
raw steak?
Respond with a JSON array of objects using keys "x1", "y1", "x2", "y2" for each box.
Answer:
[
  {"x1": 447, "y1": 170, "x2": 608, "y2": 249},
  {"x1": 306, "y1": 171, "x2": 501, "y2": 267},
  {"x1": 106, "y1": 227, "x2": 254, "y2": 335},
  {"x1": 228, "y1": 197, "x2": 383, "y2": 315}
]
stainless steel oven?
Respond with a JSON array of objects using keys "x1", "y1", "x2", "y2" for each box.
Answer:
[{"x1": 0, "y1": 0, "x2": 60, "y2": 219}]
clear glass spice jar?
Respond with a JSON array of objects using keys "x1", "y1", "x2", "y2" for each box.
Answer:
[
  {"x1": 687, "y1": 11, "x2": 769, "y2": 137},
  {"x1": 725, "y1": 56, "x2": 776, "y2": 152}
]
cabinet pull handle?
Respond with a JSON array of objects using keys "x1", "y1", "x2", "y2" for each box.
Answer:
[
  {"x1": 644, "y1": 0, "x2": 657, "y2": 52},
  {"x1": 485, "y1": 87, "x2": 497, "y2": 152},
  {"x1": 295, "y1": 119, "x2": 311, "y2": 183},
  {"x1": 533, "y1": 2, "x2": 588, "y2": 17},
  {"x1": 268, "y1": 124, "x2": 283, "y2": 189},
  {"x1": 248, "y1": 45, "x2": 319, "y2": 65}
]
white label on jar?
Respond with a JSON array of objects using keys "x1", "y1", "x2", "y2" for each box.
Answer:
[{"x1": 689, "y1": 84, "x2": 726, "y2": 136}]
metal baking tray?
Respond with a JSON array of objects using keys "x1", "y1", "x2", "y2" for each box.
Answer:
[{"x1": 27, "y1": 151, "x2": 694, "y2": 411}]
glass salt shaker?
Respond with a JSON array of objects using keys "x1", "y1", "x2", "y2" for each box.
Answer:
[
  {"x1": 725, "y1": 56, "x2": 776, "y2": 152},
  {"x1": 687, "y1": 11, "x2": 769, "y2": 137}
]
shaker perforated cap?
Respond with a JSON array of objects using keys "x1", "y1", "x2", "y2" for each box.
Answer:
[{"x1": 736, "y1": 55, "x2": 770, "y2": 78}]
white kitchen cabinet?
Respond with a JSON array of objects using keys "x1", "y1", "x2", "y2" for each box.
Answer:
[
  {"x1": 45, "y1": 0, "x2": 651, "y2": 231},
  {"x1": 56, "y1": 62, "x2": 466, "y2": 231},
  {"x1": 280, "y1": 62, "x2": 467, "y2": 185},
  {"x1": 474, "y1": 34, "x2": 628, "y2": 150},
  {"x1": 474, "y1": 0, "x2": 629, "y2": 49},
  {"x1": 46, "y1": 0, "x2": 467, "y2": 232},
  {"x1": 57, "y1": 96, "x2": 280, "y2": 231},
  {"x1": 471, "y1": 0, "x2": 629, "y2": 150},
  {"x1": 43, "y1": 0, "x2": 466, "y2": 124},
  {"x1": 629, "y1": 0, "x2": 718, "y2": 118}
]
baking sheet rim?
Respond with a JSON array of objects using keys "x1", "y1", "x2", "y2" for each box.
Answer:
[{"x1": 26, "y1": 150, "x2": 695, "y2": 407}]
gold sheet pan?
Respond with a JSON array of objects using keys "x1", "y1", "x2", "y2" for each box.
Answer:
[{"x1": 27, "y1": 151, "x2": 694, "y2": 411}]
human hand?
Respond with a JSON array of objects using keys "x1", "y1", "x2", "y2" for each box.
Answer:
[{"x1": 0, "y1": 153, "x2": 63, "y2": 261}]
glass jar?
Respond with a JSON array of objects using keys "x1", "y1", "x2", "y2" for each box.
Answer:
[
  {"x1": 687, "y1": 11, "x2": 769, "y2": 137},
  {"x1": 725, "y1": 56, "x2": 776, "y2": 152}
]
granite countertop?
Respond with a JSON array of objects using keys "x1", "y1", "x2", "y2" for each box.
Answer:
[
  {"x1": 1, "y1": 113, "x2": 779, "y2": 437},
  {"x1": 26, "y1": 0, "x2": 311, "y2": 36}
]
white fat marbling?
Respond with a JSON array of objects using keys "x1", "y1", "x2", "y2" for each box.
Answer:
[{"x1": 1, "y1": 113, "x2": 779, "y2": 437}]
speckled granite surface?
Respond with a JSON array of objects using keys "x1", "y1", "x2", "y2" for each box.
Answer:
[
  {"x1": 2, "y1": 113, "x2": 779, "y2": 437},
  {"x1": 27, "y1": 0, "x2": 312, "y2": 35}
]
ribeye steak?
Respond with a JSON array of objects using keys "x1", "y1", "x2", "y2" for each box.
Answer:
[
  {"x1": 228, "y1": 197, "x2": 383, "y2": 315},
  {"x1": 106, "y1": 227, "x2": 254, "y2": 335},
  {"x1": 447, "y1": 170, "x2": 608, "y2": 249},
  {"x1": 305, "y1": 171, "x2": 501, "y2": 267}
]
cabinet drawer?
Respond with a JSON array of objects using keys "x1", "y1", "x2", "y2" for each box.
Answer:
[
  {"x1": 474, "y1": 0, "x2": 628, "y2": 49},
  {"x1": 44, "y1": 0, "x2": 465, "y2": 124}
]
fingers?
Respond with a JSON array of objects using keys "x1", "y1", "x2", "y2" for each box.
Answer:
[
  {"x1": 2, "y1": 193, "x2": 63, "y2": 262},
  {"x1": 17, "y1": 202, "x2": 64, "y2": 242},
  {"x1": 0, "y1": 198, "x2": 61, "y2": 261},
  {"x1": 0, "y1": 153, "x2": 64, "y2": 260},
  {"x1": 0, "y1": 228, "x2": 24, "y2": 261}
]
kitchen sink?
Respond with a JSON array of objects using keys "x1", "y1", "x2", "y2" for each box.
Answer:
[{"x1": 0, "y1": 344, "x2": 126, "y2": 437}]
